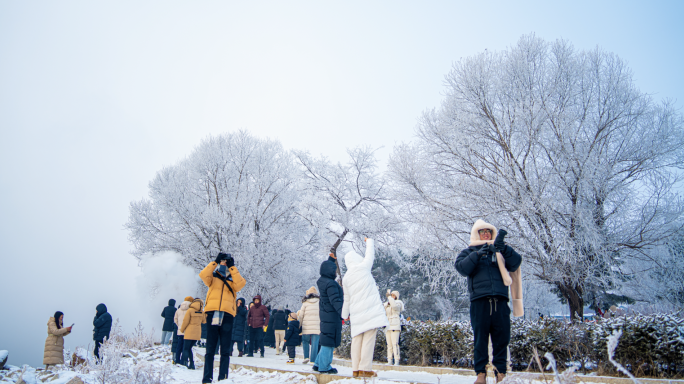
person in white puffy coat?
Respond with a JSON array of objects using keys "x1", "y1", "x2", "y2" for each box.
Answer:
[
  {"x1": 384, "y1": 290, "x2": 404, "y2": 365},
  {"x1": 341, "y1": 238, "x2": 389, "y2": 378}
]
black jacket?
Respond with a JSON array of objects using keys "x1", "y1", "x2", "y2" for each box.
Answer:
[
  {"x1": 265, "y1": 312, "x2": 276, "y2": 343},
  {"x1": 284, "y1": 320, "x2": 301, "y2": 346},
  {"x1": 161, "y1": 299, "x2": 177, "y2": 332},
  {"x1": 93, "y1": 303, "x2": 113, "y2": 341},
  {"x1": 455, "y1": 243, "x2": 522, "y2": 301},
  {"x1": 317, "y1": 256, "x2": 344, "y2": 348},
  {"x1": 232, "y1": 298, "x2": 248, "y2": 341},
  {"x1": 272, "y1": 310, "x2": 288, "y2": 330}
]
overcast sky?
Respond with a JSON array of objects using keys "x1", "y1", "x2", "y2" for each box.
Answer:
[{"x1": 1, "y1": 1, "x2": 682, "y2": 367}]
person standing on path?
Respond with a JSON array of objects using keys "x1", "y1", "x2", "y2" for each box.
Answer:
[
  {"x1": 174, "y1": 297, "x2": 193, "y2": 364},
  {"x1": 384, "y1": 290, "x2": 404, "y2": 366},
  {"x1": 160, "y1": 299, "x2": 176, "y2": 346},
  {"x1": 246, "y1": 295, "x2": 270, "y2": 357},
  {"x1": 341, "y1": 238, "x2": 389, "y2": 378},
  {"x1": 92, "y1": 303, "x2": 112, "y2": 361},
  {"x1": 272, "y1": 306, "x2": 288, "y2": 355},
  {"x1": 313, "y1": 252, "x2": 344, "y2": 374},
  {"x1": 455, "y1": 220, "x2": 523, "y2": 384},
  {"x1": 228, "y1": 298, "x2": 247, "y2": 357},
  {"x1": 180, "y1": 298, "x2": 205, "y2": 369},
  {"x1": 297, "y1": 286, "x2": 321, "y2": 364},
  {"x1": 43, "y1": 311, "x2": 72, "y2": 369},
  {"x1": 199, "y1": 252, "x2": 246, "y2": 383},
  {"x1": 283, "y1": 312, "x2": 301, "y2": 364}
]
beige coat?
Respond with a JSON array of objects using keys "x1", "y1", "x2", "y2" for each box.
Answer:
[
  {"x1": 297, "y1": 295, "x2": 321, "y2": 335},
  {"x1": 180, "y1": 299, "x2": 206, "y2": 341},
  {"x1": 384, "y1": 293, "x2": 404, "y2": 332},
  {"x1": 174, "y1": 301, "x2": 191, "y2": 335},
  {"x1": 43, "y1": 317, "x2": 70, "y2": 365}
]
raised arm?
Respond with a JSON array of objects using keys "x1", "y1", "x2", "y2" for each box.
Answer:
[
  {"x1": 199, "y1": 262, "x2": 217, "y2": 287},
  {"x1": 359, "y1": 238, "x2": 376, "y2": 270}
]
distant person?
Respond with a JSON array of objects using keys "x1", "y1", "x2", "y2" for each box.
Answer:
[
  {"x1": 161, "y1": 299, "x2": 177, "y2": 345},
  {"x1": 265, "y1": 306, "x2": 276, "y2": 348},
  {"x1": 297, "y1": 286, "x2": 321, "y2": 365},
  {"x1": 93, "y1": 303, "x2": 112, "y2": 360},
  {"x1": 199, "y1": 252, "x2": 246, "y2": 384},
  {"x1": 384, "y1": 290, "x2": 404, "y2": 366},
  {"x1": 272, "y1": 306, "x2": 288, "y2": 355},
  {"x1": 313, "y1": 252, "x2": 344, "y2": 374},
  {"x1": 43, "y1": 311, "x2": 72, "y2": 369},
  {"x1": 180, "y1": 298, "x2": 205, "y2": 369},
  {"x1": 228, "y1": 298, "x2": 247, "y2": 357},
  {"x1": 246, "y1": 294, "x2": 270, "y2": 357},
  {"x1": 342, "y1": 238, "x2": 389, "y2": 378},
  {"x1": 174, "y1": 297, "x2": 193, "y2": 364},
  {"x1": 283, "y1": 312, "x2": 301, "y2": 364}
]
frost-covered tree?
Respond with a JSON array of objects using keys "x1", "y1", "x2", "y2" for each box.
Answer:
[
  {"x1": 295, "y1": 147, "x2": 398, "y2": 280},
  {"x1": 389, "y1": 34, "x2": 684, "y2": 319},
  {"x1": 126, "y1": 131, "x2": 318, "y2": 305}
]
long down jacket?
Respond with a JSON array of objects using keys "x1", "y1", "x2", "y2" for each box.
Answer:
[
  {"x1": 161, "y1": 299, "x2": 177, "y2": 332},
  {"x1": 231, "y1": 298, "x2": 248, "y2": 341},
  {"x1": 298, "y1": 294, "x2": 321, "y2": 335},
  {"x1": 199, "y1": 262, "x2": 246, "y2": 316},
  {"x1": 341, "y1": 239, "x2": 389, "y2": 338},
  {"x1": 43, "y1": 317, "x2": 71, "y2": 365},
  {"x1": 180, "y1": 299, "x2": 206, "y2": 341},
  {"x1": 317, "y1": 256, "x2": 344, "y2": 347},
  {"x1": 93, "y1": 304, "x2": 112, "y2": 342}
]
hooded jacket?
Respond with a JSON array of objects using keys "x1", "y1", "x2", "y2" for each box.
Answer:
[
  {"x1": 297, "y1": 290, "x2": 321, "y2": 335},
  {"x1": 272, "y1": 308, "x2": 288, "y2": 330},
  {"x1": 231, "y1": 298, "x2": 248, "y2": 341},
  {"x1": 384, "y1": 291, "x2": 404, "y2": 332},
  {"x1": 199, "y1": 261, "x2": 246, "y2": 316},
  {"x1": 455, "y1": 220, "x2": 524, "y2": 316},
  {"x1": 181, "y1": 299, "x2": 206, "y2": 341},
  {"x1": 284, "y1": 319, "x2": 302, "y2": 346},
  {"x1": 174, "y1": 300, "x2": 192, "y2": 335},
  {"x1": 93, "y1": 304, "x2": 112, "y2": 341},
  {"x1": 317, "y1": 255, "x2": 344, "y2": 347},
  {"x1": 247, "y1": 295, "x2": 270, "y2": 328},
  {"x1": 341, "y1": 239, "x2": 389, "y2": 337},
  {"x1": 43, "y1": 317, "x2": 71, "y2": 365},
  {"x1": 161, "y1": 299, "x2": 177, "y2": 332}
]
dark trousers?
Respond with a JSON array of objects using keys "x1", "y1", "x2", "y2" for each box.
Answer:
[
  {"x1": 248, "y1": 327, "x2": 264, "y2": 356},
  {"x1": 202, "y1": 312, "x2": 234, "y2": 384},
  {"x1": 228, "y1": 339, "x2": 244, "y2": 355},
  {"x1": 175, "y1": 335, "x2": 184, "y2": 363},
  {"x1": 93, "y1": 340, "x2": 103, "y2": 360},
  {"x1": 470, "y1": 297, "x2": 510, "y2": 374},
  {"x1": 181, "y1": 339, "x2": 196, "y2": 369},
  {"x1": 287, "y1": 345, "x2": 296, "y2": 359}
]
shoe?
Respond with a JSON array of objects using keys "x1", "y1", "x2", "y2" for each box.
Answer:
[
  {"x1": 358, "y1": 371, "x2": 377, "y2": 377},
  {"x1": 394, "y1": 362, "x2": 400, "y2": 366},
  {"x1": 353, "y1": 371, "x2": 359, "y2": 378},
  {"x1": 245, "y1": 354, "x2": 254, "y2": 357},
  {"x1": 496, "y1": 372, "x2": 506, "y2": 383},
  {"x1": 312, "y1": 365, "x2": 319, "y2": 372},
  {"x1": 286, "y1": 359, "x2": 295, "y2": 364},
  {"x1": 319, "y1": 367, "x2": 338, "y2": 374},
  {"x1": 474, "y1": 372, "x2": 487, "y2": 384},
  {"x1": 302, "y1": 358, "x2": 309, "y2": 364}
]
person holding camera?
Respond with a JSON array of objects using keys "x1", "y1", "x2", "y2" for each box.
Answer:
[
  {"x1": 384, "y1": 290, "x2": 404, "y2": 366},
  {"x1": 43, "y1": 311, "x2": 72, "y2": 369},
  {"x1": 199, "y1": 252, "x2": 246, "y2": 384},
  {"x1": 455, "y1": 220, "x2": 523, "y2": 384}
]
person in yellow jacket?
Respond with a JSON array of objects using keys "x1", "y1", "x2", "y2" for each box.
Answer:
[
  {"x1": 199, "y1": 252, "x2": 246, "y2": 384},
  {"x1": 180, "y1": 298, "x2": 205, "y2": 369}
]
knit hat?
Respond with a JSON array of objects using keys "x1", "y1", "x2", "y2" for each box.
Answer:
[
  {"x1": 184, "y1": 296, "x2": 193, "y2": 302},
  {"x1": 306, "y1": 286, "x2": 318, "y2": 295},
  {"x1": 391, "y1": 291, "x2": 400, "y2": 300},
  {"x1": 289, "y1": 312, "x2": 298, "y2": 320}
]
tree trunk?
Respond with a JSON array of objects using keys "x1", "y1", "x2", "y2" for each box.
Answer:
[
  {"x1": 330, "y1": 228, "x2": 349, "y2": 285},
  {"x1": 557, "y1": 282, "x2": 584, "y2": 321}
]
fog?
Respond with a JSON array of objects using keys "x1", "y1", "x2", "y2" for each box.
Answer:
[{"x1": 1, "y1": 0, "x2": 682, "y2": 367}]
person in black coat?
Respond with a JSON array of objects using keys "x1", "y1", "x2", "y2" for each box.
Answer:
[
  {"x1": 228, "y1": 298, "x2": 247, "y2": 356},
  {"x1": 161, "y1": 299, "x2": 176, "y2": 346},
  {"x1": 93, "y1": 303, "x2": 112, "y2": 360},
  {"x1": 272, "y1": 307, "x2": 288, "y2": 354},
  {"x1": 455, "y1": 220, "x2": 522, "y2": 383},
  {"x1": 283, "y1": 312, "x2": 301, "y2": 364},
  {"x1": 265, "y1": 308, "x2": 276, "y2": 348},
  {"x1": 314, "y1": 254, "x2": 344, "y2": 374}
]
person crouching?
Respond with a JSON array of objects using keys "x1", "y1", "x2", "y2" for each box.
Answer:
[{"x1": 283, "y1": 312, "x2": 301, "y2": 364}]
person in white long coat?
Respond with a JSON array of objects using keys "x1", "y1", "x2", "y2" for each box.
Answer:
[
  {"x1": 341, "y1": 238, "x2": 389, "y2": 378},
  {"x1": 384, "y1": 290, "x2": 404, "y2": 365}
]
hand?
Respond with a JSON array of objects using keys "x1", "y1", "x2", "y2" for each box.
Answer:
[
  {"x1": 66, "y1": 326, "x2": 73, "y2": 332},
  {"x1": 385, "y1": 291, "x2": 391, "y2": 298},
  {"x1": 263, "y1": 326, "x2": 267, "y2": 331},
  {"x1": 215, "y1": 253, "x2": 224, "y2": 264},
  {"x1": 226, "y1": 256, "x2": 235, "y2": 268},
  {"x1": 364, "y1": 237, "x2": 368, "y2": 242},
  {"x1": 329, "y1": 252, "x2": 337, "y2": 260},
  {"x1": 486, "y1": 244, "x2": 498, "y2": 254}
]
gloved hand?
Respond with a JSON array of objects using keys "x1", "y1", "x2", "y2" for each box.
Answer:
[
  {"x1": 486, "y1": 243, "x2": 498, "y2": 254},
  {"x1": 494, "y1": 229, "x2": 507, "y2": 252},
  {"x1": 215, "y1": 252, "x2": 227, "y2": 264},
  {"x1": 226, "y1": 254, "x2": 235, "y2": 268}
]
